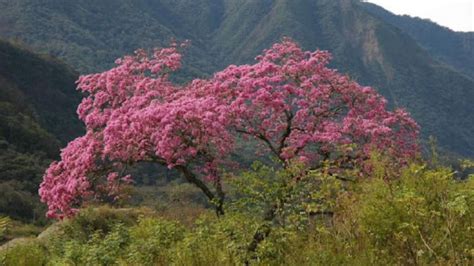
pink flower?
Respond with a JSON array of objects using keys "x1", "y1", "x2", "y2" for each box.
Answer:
[{"x1": 40, "y1": 40, "x2": 419, "y2": 219}]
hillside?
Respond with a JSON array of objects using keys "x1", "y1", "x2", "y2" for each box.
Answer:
[
  {"x1": 362, "y1": 2, "x2": 474, "y2": 80},
  {"x1": 0, "y1": 0, "x2": 473, "y2": 157},
  {"x1": 0, "y1": 40, "x2": 82, "y2": 222}
]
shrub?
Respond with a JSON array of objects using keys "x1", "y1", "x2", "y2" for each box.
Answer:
[
  {"x1": 8, "y1": 161, "x2": 474, "y2": 265},
  {"x1": 352, "y1": 164, "x2": 474, "y2": 264},
  {"x1": 0, "y1": 238, "x2": 48, "y2": 266},
  {"x1": 173, "y1": 213, "x2": 258, "y2": 265},
  {"x1": 126, "y1": 217, "x2": 185, "y2": 265},
  {"x1": 49, "y1": 223, "x2": 129, "y2": 265}
]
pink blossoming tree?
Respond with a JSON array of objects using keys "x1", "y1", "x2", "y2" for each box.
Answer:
[{"x1": 39, "y1": 39, "x2": 419, "y2": 219}]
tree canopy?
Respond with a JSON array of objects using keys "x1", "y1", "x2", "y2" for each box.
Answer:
[{"x1": 40, "y1": 40, "x2": 419, "y2": 219}]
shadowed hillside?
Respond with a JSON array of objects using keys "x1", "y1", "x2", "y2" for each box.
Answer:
[{"x1": 0, "y1": 40, "x2": 82, "y2": 222}]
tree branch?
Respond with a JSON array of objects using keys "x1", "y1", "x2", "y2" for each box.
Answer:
[
  {"x1": 175, "y1": 165, "x2": 224, "y2": 216},
  {"x1": 235, "y1": 128, "x2": 282, "y2": 161},
  {"x1": 277, "y1": 110, "x2": 293, "y2": 155},
  {"x1": 246, "y1": 204, "x2": 276, "y2": 263}
]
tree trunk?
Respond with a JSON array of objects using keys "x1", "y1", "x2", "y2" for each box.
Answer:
[{"x1": 175, "y1": 165, "x2": 225, "y2": 216}]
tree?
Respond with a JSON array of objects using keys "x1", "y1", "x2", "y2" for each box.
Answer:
[{"x1": 39, "y1": 39, "x2": 419, "y2": 219}]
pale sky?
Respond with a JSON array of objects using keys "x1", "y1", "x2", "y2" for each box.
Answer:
[{"x1": 366, "y1": 0, "x2": 474, "y2": 32}]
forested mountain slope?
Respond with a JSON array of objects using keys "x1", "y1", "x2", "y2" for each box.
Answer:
[
  {"x1": 0, "y1": 40, "x2": 82, "y2": 221},
  {"x1": 0, "y1": 0, "x2": 472, "y2": 156},
  {"x1": 362, "y1": 2, "x2": 474, "y2": 80}
]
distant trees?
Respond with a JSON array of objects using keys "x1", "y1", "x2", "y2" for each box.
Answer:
[{"x1": 39, "y1": 39, "x2": 419, "y2": 219}]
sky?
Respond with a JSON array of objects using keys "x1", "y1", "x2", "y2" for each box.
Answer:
[{"x1": 365, "y1": 0, "x2": 474, "y2": 32}]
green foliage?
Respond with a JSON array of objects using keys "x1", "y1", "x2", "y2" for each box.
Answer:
[
  {"x1": 0, "y1": 103, "x2": 59, "y2": 157},
  {"x1": 0, "y1": 238, "x2": 48, "y2": 266},
  {"x1": 43, "y1": 207, "x2": 150, "y2": 265},
  {"x1": 461, "y1": 159, "x2": 474, "y2": 170},
  {"x1": 173, "y1": 213, "x2": 259, "y2": 265},
  {"x1": 460, "y1": 159, "x2": 474, "y2": 179},
  {"x1": 0, "y1": 181, "x2": 48, "y2": 224},
  {"x1": 61, "y1": 206, "x2": 155, "y2": 239},
  {"x1": 0, "y1": 216, "x2": 10, "y2": 240},
  {"x1": 228, "y1": 161, "x2": 344, "y2": 231},
  {"x1": 352, "y1": 164, "x2": 474, "y2": 264},
  {"x1": 0, "y1": 148, "x2": 50, "y2": 224},
  {"x1": 3, "y1": 220, "x2": 44, "y2": 243},
  {"x1": 2, "y1": 160, "x2": 473, "y2": 265},
  {"x1": 127, "y1": 217, "x2": 185, "y2": 265},
  {"x1": 54, "y1": 223, "x2": 129, "y2": 265}
]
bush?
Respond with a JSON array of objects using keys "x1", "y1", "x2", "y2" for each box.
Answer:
[
  {"x1": 0, "y1": 238, "x2": 48, "y2": 266},
  {"x1": 48, "y1": 223, "x2": 129, "y2": 265},
  {"x1": 7, "y1": 161, "x2": 474, "y2": 265},
  {"x1": 61, "y1": 206, "x2": 154, "y2": 239},
  {"x1": 352, "y1": 164, "x2": 474, "y2": 264},
  {"x1": 274, "y1": 162, "x2": 474, "y2": 265},
  {"x1": 173, "y1": 213, "x2": 260, "y2": 265},
  {"x1": 126, "y1": 217, "x2": 185, "y2": 265}
]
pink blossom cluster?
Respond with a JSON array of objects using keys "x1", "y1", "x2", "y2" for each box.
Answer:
[{"x1": 40, "y1": 39, "x2": 419, "y2": 218}]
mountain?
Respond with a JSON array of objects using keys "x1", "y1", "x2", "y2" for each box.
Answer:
[
  {"x1": 0, "y1": 41, "x2": 83, "y2": 144},
  {"x1": 0, "y1": 0, "x2": 472, "y2": 158},
  {"x1": 362, "y1": 2, "x2": 474, "y2": 80},
  {"x1": 0, "y1": 40, "x2": 82, "y2": 222},
  {"x1": 0, "y1": 0, "x2": 217, "y2": 77}
]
